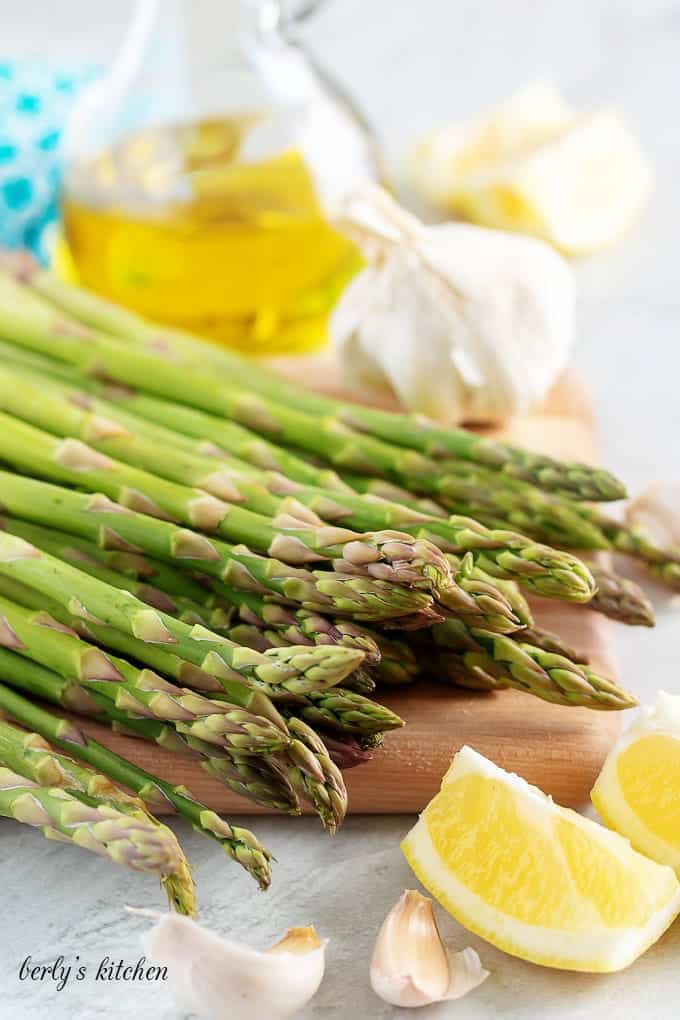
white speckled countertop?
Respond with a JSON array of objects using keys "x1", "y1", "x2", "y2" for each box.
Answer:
[{"x1": 1, "y1": 2, "x2": 680, "y2": 1017}]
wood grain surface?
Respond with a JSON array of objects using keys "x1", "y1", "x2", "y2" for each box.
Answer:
[{"x1": 76, "y1": 363, "x2": 623, "y2": 812}]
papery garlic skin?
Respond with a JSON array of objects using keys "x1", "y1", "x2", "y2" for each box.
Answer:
[
  {"x1": 626, "y1": 483, "x2": 680, "y2": 551},
  {"x1": 141, "y1": 914, "x2": 326, "y2": 1020},
  {"x1": 331, "y1": 188, "x2": 573, "y2": 424},
  {"x1": 370, "y1": 889, "x2": 489, "y2": 1008}
]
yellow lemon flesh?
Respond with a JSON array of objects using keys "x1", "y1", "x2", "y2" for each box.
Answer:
[
  {"x1": 402, "y1": 745, "x2": 680, "y2": 972},
  {"x1": 410, "y1": 83, "x2": 652, "y2": 255},
  {"x1": 593, "y1": 691, "x2": 680, "y2": 873}
]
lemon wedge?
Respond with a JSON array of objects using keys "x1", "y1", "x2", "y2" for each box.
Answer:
[
  {"x1": 410, "y1": 84, "x2": 652, "y2": 255},
  {"x1": 592, "y1": 692, "x2": 680, "y2": 873},
  {"x1": 402, "y1": 745, "x2": 680, "y2": 972}
]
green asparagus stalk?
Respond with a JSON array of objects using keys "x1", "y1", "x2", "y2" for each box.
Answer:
[
  {"x1": 278, "y1": 716, "x2": 347, "y2": 834},
  {"x1": 0, "y1": 593, "x2": 292, "y2": 756},
  {"x1": 577, "y1": 509, "x2": 680, "y2": 591},
  {"x1": 0, "y1": 680, "x2": 274, "y2": 887},
  {"x1": 586, "y1": 561, "x2": 656, "y2": 626},
  {"x1": 202, "y1": 752, "x2": 302, "y2": 815},
  {"x1": 466, "y1": 566, "x2": 533, "y2": 627},
  {"x1": 0, "y1": 717, "x2": 195, "y2": 914},
  {"x1": 12, "y1": 263, "x2": 625, "y2": 501},
  {"x1": 323, "y1": 476, "x2": 449, "y2": 518},
  {"x1": 0, "y1": 643, "x2": 305, "y2": 822},
  {"x1": 0, "y1": 361, "x2": 537, "y2": 623},
  {"x1": 0, "y1": 516, "x2": 339, "y2": 655},
  {"x1": 0, "y1": 471, "x2": 437, "y2": 625},
  {"x1": 200, "y1": 583, "x2": 381, "y2": 663},
  {"x1": 0, "y1": 331, "x2": 352, "y2": 492},
  {"x1": 0, "y1": 643, "x2": 259, "y2": 770},
  {"x1": 0, "y1": 530, "x2": 370, "y2": 694},
  {"x1": 334, "y1": 473, "x2": 660, "y2": 616},
  {"x1": 1, "y1": 515, "x2": 191, "y2": 614},
  {"x1": 418, "y1": 619, "x2": 636, "y2": 709},
  {"x1": 0, "y1": 572, "x2": 403, "y2": 739},
  {"x1": 368, "y1": 631, "x2": 420, "y2": 686},
  {"x1": 214, "y1": 620, "x2": 378, "y2": 695},
  {"x1": 0, "y1": 275, "x2": 612, "y2": 537},
  {"x1": 0, "y1": 408, "x2": 456, "y2": 605},
  {"x1": 2, "y1": 355, "x2": 591, "y2": 610},
  {"x1": 0, "y1": 763, "x2": 184, "y2": 874},
  {"x1": 341, "y1": 469, "x2": 604, "y2": 551},
  {"x1": 512, "y1": 627, "x2": 589, "y2": 664},
  {"x1": 248, "y1": 473, "x2": 597, "y2": 601}
]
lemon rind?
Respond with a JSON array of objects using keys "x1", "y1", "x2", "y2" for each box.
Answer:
[
  {"x1": 402, "y1": 746, "x2": 680, "y2": 973},
  {"x1": 592, "y1": 698, "x2": 680, "y2": 873},
  {"x1": 402, "y1": 815, "x2": 680, "y2": 974}
]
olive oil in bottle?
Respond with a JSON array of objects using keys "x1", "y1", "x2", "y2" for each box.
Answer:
[
  {"x1": 62, "y1": 116, "x2": 364, "y2": 352},
  {"x1": 59, "y1": 1, "x2": 380, "y2": 353}
]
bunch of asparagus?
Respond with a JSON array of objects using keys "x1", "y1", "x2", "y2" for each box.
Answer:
[{"x1": 0, "y1": 253, "x2": 670, "y2": 905}]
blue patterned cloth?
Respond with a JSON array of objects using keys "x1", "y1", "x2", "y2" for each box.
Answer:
[{"x1": 0, "y1": 61, "x2": 97, "y2": 262}]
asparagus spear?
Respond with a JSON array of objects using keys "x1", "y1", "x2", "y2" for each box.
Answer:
[
  {"x1": 0, "y1": 645, "x2": 224, "y2": 765},
  {"x1": 346, "y1": 478, "x2": 655, "y2": 623},
  {"x1": 0, "y1": 276, "x2": 615, "y2": 540},
  {"x1": 257, "y1": 476, "x2": 598, "y2": 603},
  {"x1": 13, "y1": 264, "x2": 625, "y2": 501},
  {"x1": 0, "y1": 408, "x2": 456, "y2": 605},
  {"x1": 202, "y1": 752, "x2": 302, "y2": 815},
  {"x1": 578, "y1": 509, "x2": 680, "y2": 591},
  {"x1": 0, "y1": 330, "x2": 351, "y2": 492},
  {"x1": 515, "y1": 627, "x2": 590, "y2": 664},
  {"x1": 0, "y1": 515, "x2": 195, "y2": 613},
  {"x1": 0, "y1": 593, "x2": 293, "y2": 757},
  {"x1": 0, "y1": 680, "x2": 273, "y2": 887},
  {"x1": 418, "y1": 619, "x2": 636, "y2": 709},
  {"x1": 2, "y1": 352, "x2": 592, "y2": 609},
  {"x1": 586, "y1": 561, "x2": 656, "y2": 627},
  {"x1": 0, "y1": 520, "x2": 240, "y2": 641},
  {"x1": 207, "y1": 588, "x2": 416, "y2": 688},
  {"x1": 278, "y1": 716, "x2": 347, "y2": 834},
  {"x1": 213, "y1": 591, "x2": 383, "y2": 664},
  {"x1": 0, "y1": 717, "x2": 195, "y2": 914},
  {"x1": 1, "y1": 514, "x2": 388, "y2": 681},
  {"x1": 368, "y1": 631, "x2": 420, "y2": 686},
  {"x1": 0, "y1": 471, "x2": 437, "y2": 625},
  {"x1": 0, "y1": 572, "x2": 404, "y2": 739},
  {"x1": 0, "y1": 763, "x2": 185, "y2": 873},
  {"x1": 0, "y1": 642, "x2": 305, "y2": 821},
  {"x1": 468, "y1": 567, "x2": 533, "y2": 627},
  {"x1": 0, "y1": 530, "x2": 371, "y2": 694},
  {"x1": 0, "y1": 361, "x2": 545, "y2": 624}
]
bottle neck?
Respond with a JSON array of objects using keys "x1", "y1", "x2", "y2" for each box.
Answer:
[{"x1": 163, "y1": 0, "x2": 284, "y2": 62}]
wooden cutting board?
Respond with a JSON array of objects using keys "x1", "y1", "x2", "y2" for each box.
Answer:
[{"x1": 77, "y1": 361, "x2": 622, "y2": 812}]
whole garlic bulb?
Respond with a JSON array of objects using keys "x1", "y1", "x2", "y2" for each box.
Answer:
[{"x1": 331, "y1": 187, "x2": 574, "y2": 424}]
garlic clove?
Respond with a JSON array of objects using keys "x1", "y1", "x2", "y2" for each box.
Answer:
[
  {"x1": 370, "y1": 889, "x2": 488, "y2": 1008},
  {"x1": 269, "y1": 925, "x2": 323, "y2": 955},
  {"x1": 139, "y1": 913, "x2": 326, "y2": 1020},
  {"x1": 444, "y1": 945, "x2": 490, "y2": 1001},
  {"x1": 625, "y1": 483, "x2": 680, "y2": 551}
]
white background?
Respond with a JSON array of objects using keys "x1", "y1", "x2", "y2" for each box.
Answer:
[{"x1": 1, "y1": 2, "x2": 679, "y2": 1017}]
